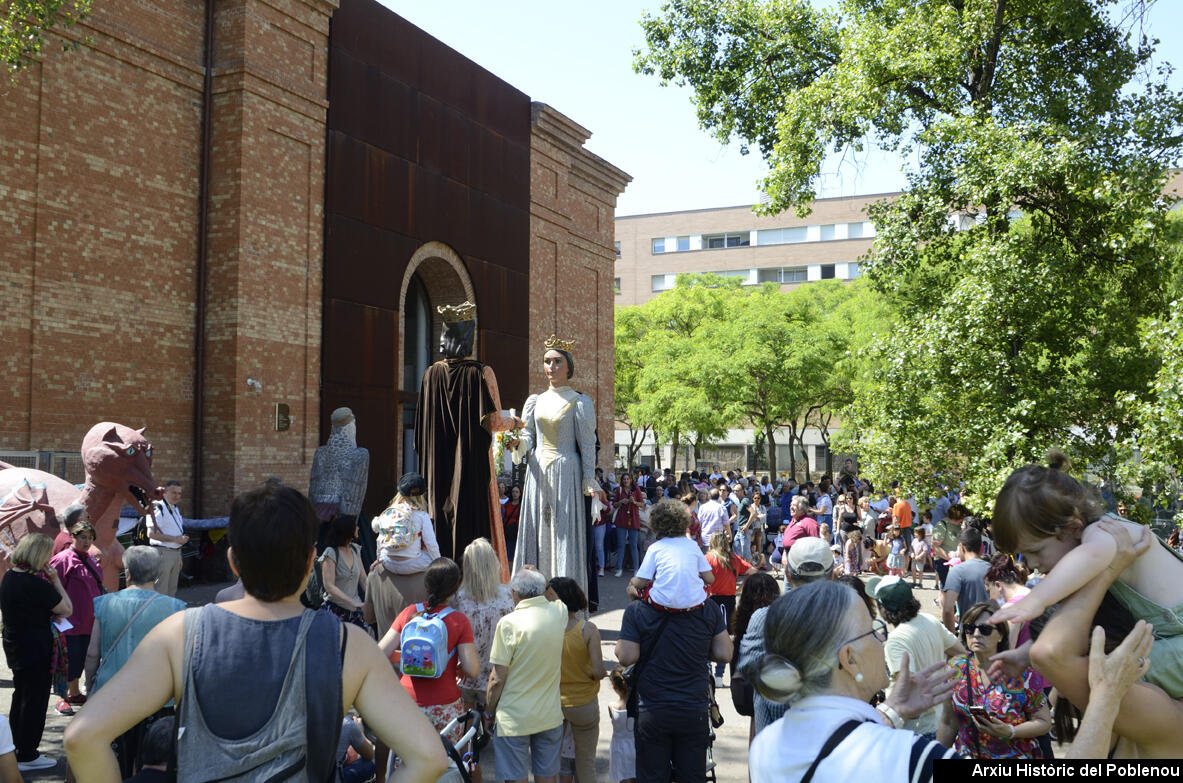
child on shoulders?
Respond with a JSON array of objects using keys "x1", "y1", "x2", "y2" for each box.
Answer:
[
  {"x1": 373, "y1": 472, "x2": 440, "y2": 575},
  {"x1": 627, "y1": 500, "x2": 713, "y2": 611},
  {"x1": 992, "y1": 451, "x2": 1183, "y2": 698}
]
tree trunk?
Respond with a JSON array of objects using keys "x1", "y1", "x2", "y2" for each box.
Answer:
[
  {"x1": 765, "y1": 423, "x2": 778, "y2": 477},
  {"x1": 670, "y1": 428, "x2": 680, "y2": 473},
  {"x1": 793, "y1": 428, "x2": 812, "y2": 482},
  {"x1": 653, "y1": 427, "x2": 662, "y2": 471},
  {"x1": 787, "y1": 422, "x2": 797, "y2": 478}
]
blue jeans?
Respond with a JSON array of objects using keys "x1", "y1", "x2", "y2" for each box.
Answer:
[
  {"x1": 605, "y1": 523, "x2": 619, "y2": 567},
  {"x1": 592, "y1": 525, "x2": 606, "y2": 569},
  {"x1": 341, "y1": 759, "x2": 375, "y2": 783},
  {"x1": 616, "y1": 527, "x2": 639, "y2": 571}
]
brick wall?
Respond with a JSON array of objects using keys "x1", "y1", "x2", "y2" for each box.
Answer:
[
  {"x1": 0, "y1": 0, "x2": 335, "y2": 516},
  {"x1": 529, "y1": 104, "x2": 631, "y2": 468}
]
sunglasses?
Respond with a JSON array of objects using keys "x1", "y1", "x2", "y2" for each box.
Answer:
[{"x1": 964, "y1": 623, "x2": 997, "y2": 637}]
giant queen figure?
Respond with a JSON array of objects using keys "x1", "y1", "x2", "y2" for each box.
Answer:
[
  {"x1": 510, "y1": 336, "x2": 603, "y2": 599},
  {"x1": 415, "y1": 302, "x2": 518, "y2": 577}
]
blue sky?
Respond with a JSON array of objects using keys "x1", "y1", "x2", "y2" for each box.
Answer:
[{"x1": 380, "y1": 1, "x2": 1182, "y2": 217}]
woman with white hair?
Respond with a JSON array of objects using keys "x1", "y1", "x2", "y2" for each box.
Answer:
[
  {"x1": 746, "y1": 581, "x2": 956, "y2": 781},
  {"x1": 84, "y1": 545, "x2": 186, "y2": 777}
]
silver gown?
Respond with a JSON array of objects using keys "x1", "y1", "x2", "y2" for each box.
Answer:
[{"x1": 511, "y1": 386, "x2": 598, "y2": 597}]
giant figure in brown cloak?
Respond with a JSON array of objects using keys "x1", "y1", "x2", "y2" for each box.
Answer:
[{"x1": 415, "y1": 302, "x2": 519, "y2": 580}]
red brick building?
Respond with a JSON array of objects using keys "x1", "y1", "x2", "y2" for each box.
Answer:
[{"x1": 0, "y1": 0, "x2": 629, "y2": 519}]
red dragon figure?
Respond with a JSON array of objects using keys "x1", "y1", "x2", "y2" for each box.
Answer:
[{"x1": 0, "y1": 422, "x2": 162, "y2": 591}]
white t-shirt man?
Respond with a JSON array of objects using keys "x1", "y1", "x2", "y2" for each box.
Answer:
[
  {"x1": 883, "y1": 613, "x2": 961, "y2": 735},
  {"x1": 148, "y1": 498, "x2": 185, "y2": 549},
  {"x1": 636, "y1": 537, "x2": 710, "y2": 609},
  {"x1": 696, "y1": 499, "x2": 730, "y2": 547}
]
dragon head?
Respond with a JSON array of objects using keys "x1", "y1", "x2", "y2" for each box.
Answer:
[{"x1": 81, "y1": 423, "x2": 161, "y2": 516}]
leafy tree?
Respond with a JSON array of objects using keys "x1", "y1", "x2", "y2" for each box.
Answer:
[
  {"x1": 637, "y1": 0, "x2": 1183, "y2": 506},
  {"x1": 3, "y1": 0, "x2": 90, "y2": 76},
  {"x1": 629, "y1": 274, "x2": 743, "y2": 473},
  {"x1": 614, "y1": 307, "x2": 653, "y2": 471}
]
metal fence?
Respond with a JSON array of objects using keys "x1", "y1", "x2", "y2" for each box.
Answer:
[{"x1": 0, "y1": 451, "x2": 86, "y2": 485}]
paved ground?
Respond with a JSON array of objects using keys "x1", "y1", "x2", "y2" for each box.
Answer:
[
  {"x1": 0, "y1": 579, "x2": 221, "y2": 780},
  {"x1": 0, "y1": 572, "x2": 1063, "y2": 780}
]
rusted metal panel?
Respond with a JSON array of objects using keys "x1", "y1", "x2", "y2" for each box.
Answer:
[{"x1": 324, "y1": 0, "x2": 532, "y2": 503}]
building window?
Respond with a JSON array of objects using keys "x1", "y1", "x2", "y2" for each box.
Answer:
[
  {"x1": 782, "y1": 267, "x2": 808, "y2": 283},
  {"x1": 846, "y1": 222, "x2": 864, "y2": 239},
  {"x1": 820, "y1": 264, "x2": 836, "y2": 279},
  {"x1": 614, "y1": 278, "x2": 621, "y2": 295},
  {"x1": 652, "y1": 238, "x2": 665, "y2": 254},
  {"x1": 848, "y1": 263, "x2": 861, "y2": 278},
  {"x1": 756, "y1": 267, "x2": 781, "y2": 284},
  {"x1": 614, "y1": 241, "x2": 621, "y2": 258},
  {"x1": 676, "y1": 235, "x2": 691, "y2": 252},
  {"x1": 756, "y1": 226, "x2": 808, "y2": 246},
  {"x1": 652, "y1": 274, "x2": 675, "y2": 292},
  {"x1": 715, "y1": 269, "x2": 753, "y2": 284},
  {"x1": 814, "y1": 444, "x2": 831, "y2": 472},
  {"x1": 819, "y1": 224, "x2": 837, "y2": 241},
  {"x1": 703, "y1": 232, "x2": 750, "y2": 249}
]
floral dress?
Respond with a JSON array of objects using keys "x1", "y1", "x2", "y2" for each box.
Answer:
[
  {"x1": 454, "y1": 585, "x2": 515, "y2": 697},
  {"x1": 950, "y1": 655, "x2": 1047, "y2": 759}
]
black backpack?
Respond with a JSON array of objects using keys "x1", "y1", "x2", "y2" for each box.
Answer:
[
  {"x1": 131, "y1": 515, "x2": 151, "y2": 547},
  {"x1": 301, "y1": 552, "x2": 326, "y2": 609}
]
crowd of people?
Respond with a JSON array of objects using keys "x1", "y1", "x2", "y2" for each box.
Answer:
[{"x1": 0, "y1": 450, "x2": 1179, "y2": 782}]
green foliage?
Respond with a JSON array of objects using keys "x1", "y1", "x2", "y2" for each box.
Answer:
[
  {"x1": 2, "y1": 0, "x2": 90, "y2": 76},
  {"x1": 614, "y1": 274, "x2": 871, "y2": 475},
  {"x1": 636, "y1": 0, "x2": 1183, "y2": 507}
]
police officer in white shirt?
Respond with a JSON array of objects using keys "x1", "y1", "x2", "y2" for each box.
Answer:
[{"x1": 148, "y1": 481, "x2": 188, "y2": 596}]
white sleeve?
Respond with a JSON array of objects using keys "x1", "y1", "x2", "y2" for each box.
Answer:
[
  {"x1": 694, "y1": 548, "x2": 710, "y2": 572},
  {"x1": 511, "y1": 395, "x2": 538, "y2": 464},
  {"x1": 0, "y1": 716, "x2": 13, "y2": 756},
  {"x1": 418, "y1": 511, "x2": 441, "y2": 560},
  {"x1": 636, "y1": 545, "x2": 658, "y2": 580}
]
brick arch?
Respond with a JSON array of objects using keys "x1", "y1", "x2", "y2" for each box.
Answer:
[
  {"x1": 396, "y1": 241, "x2": 475, "y2": 473},
  {"x1": 399, "y1": 241, "x2": 476, "y2": 364}
]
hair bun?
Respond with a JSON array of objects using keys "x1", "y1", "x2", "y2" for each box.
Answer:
[
  {"x1": 753, "y1": 654, "x2": 803, "y2": 704},
  {"x1": 1046, "y1": 448, "x2": 1068, "y2": 472}
]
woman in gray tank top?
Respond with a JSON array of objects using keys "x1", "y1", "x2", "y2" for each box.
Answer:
[{"x1": 62, "y1": 485, "x2": 449, "y2": 782}]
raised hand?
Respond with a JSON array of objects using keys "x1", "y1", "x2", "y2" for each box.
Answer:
[
  {"x1": 1088, "y1": 620, "x2": 1153, "y2": 696},
  {"x1": 887, "y1": 652, "x2": 955, "y2": 720},
  {"x1": 988, "y1": 642, "x2": 1032, "y2": 682},
  {"x1": 989, "y1": 595, "x2": 1045, "y2": 625}
]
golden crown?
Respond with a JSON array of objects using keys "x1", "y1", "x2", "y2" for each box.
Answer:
[
  {"x1": 544, "y1": 334, "x2": 576, "y2": 353},
  {"x1": 437, "y1": 301, "x2": 477, "y2": 323}
]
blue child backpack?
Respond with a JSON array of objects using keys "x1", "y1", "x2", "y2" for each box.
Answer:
[{"x1": 399, "y1": 603, "x2": 455, "y2": 678}]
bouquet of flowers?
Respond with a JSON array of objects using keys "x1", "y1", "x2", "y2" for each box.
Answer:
[{"x1": 492, "y1": 409, "x2": 520, "y2": 471}]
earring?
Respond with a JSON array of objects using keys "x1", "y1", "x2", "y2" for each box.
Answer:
[{"x1": 855, "y1": 673, "x2": 864, "y2": 683}]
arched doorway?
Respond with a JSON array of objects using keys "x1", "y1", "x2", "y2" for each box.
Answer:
[{"x1": 397, "y1": 241, "x2": 475, "y2": 474}]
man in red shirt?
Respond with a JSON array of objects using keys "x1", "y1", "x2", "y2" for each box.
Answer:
[{"x1": 781, "y1": 496, "x2": 820, "y2": 550}]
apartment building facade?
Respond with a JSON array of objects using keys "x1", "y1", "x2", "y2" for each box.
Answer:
[
  {"x1": 613, "y1": 192, "x2": 899, "y2": 307},
  {"x1": 611, "y1": 194, "x2": 895, "y2": 476}
]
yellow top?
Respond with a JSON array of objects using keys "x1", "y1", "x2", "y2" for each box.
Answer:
[
  {"x1": 535, "y1": 386, "x2": 578, "y2": 468},
  {"x1": 560, "y1": 619, "x2": 600, "y2": 707},
  {"x1": 488, "y1": 596, "x2": 566, "y2": 737}
]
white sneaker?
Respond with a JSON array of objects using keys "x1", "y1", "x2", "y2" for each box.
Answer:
[
  {"x1": 597, "y1": 568, "x2": 605, "y2": 577},
  {"x1": 17, "y1": 756, "x2": 56, "y2": 771},
  {"x1": 615, "y1": 569, "x2": 623, "y2": 578}
]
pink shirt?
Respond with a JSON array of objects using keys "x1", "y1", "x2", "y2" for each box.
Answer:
[{"x1": 50, "y1": 547, "x2": 103, "y2": 636}]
